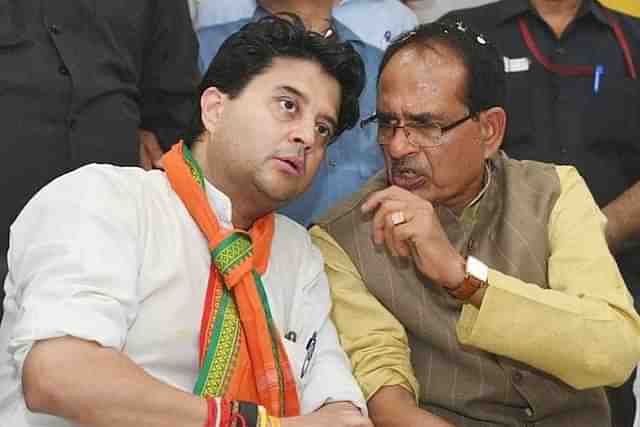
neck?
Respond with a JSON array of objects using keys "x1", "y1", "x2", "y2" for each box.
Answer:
[
  {"x1": 530, "y1": 0, "x2": 583, "y2": 37},
  {"x1": 191, "y1": 141, "x2": 269, "y2": 231},
  {"x1": 445, "y1": 165, "x2": 488, "y2": 216},
  {"x1": 260, "y1": 0, "x2": 335, "y2": 33}
]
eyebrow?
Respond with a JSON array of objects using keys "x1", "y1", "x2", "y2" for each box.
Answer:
[
  {"x1": 377, "y1": 110, "x2": 447, "y2": 124},
  {"x1": 277, "y1": 85, "x2": 338, "y2": 131}
]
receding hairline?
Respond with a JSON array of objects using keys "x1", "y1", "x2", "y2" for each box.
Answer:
[{"x1": 379, "y1": 40, "x2": 470, "y2": 108}]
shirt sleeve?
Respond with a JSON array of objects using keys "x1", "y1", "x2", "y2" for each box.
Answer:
[
  {"x1": 456, "y1": 165, "x2": 640, "y2": 389},
  {"x1": 309, "y1": 226, "x2": 419, "y2": 402},
  {"x1": 6, "y1": 165, "x2": 142, "y2": 376},
  {"x1": 139, "y1": 0, "x2": 200, "y2": 150}
]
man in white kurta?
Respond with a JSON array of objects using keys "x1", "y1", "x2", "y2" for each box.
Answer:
[
  {"x1": 0, "y1": 15, "x2": 370, "y2": 427},
  {"x1": 0, "y1": 164, "x2": 363, "y2": 425}
]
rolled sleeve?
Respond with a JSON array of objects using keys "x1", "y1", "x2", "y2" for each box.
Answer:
[
  {"x1": 310, "y1": 226, "x2": 419, "y2": 402},
  {"x1": 6, "y1": 165, "x2": 142, "y2": 376},
  {"x1": 456, "y1": 166, "x2": 640, "y2": 389}
]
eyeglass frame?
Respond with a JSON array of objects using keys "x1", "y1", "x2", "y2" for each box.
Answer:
[{"x1": 360, "y1": 111, "x2": 477, "y2": 148}]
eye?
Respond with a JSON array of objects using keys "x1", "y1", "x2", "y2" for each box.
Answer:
[
  {"x1": 316, "y1": 122, "x2": 334, "y2": 140},
  {"x1": 279, "y1": 98, "x2": 297, "y2": 114}
]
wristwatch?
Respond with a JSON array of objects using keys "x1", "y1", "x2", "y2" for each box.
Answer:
[{"x1": 448, "y1": 256, "x2": 489, "y2": 300}]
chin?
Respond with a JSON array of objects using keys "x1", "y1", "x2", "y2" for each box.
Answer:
[{"x1": 261, "y1": 185, "x2": 302, "y2": 205}]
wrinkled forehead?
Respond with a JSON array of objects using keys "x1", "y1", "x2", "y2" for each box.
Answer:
[{"x1": 378, "y1": 44, "x2": 468, "y2": 115}]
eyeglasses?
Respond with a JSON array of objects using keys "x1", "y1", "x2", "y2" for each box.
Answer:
[{"x1": 360, "y1": 112, "x2": 475, "y2": 148}]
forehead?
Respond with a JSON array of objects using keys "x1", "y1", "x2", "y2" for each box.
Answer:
[
  {"x1": 241, "y1": 57, "x2": 341, "y2": 115},
  {"x1": 378, "y1": 45, "x2": 467, "y2": 115}
]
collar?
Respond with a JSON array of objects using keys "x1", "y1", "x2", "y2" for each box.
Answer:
[
  {"x1": 459, "y1": 162, "x2": 492, "y2": 225},
  {"x1": 495, "y1": 0, "x2": 611, "y2": 28},
  {"x1": 204, "y1": 179, "x2": 234, "y2": 230}
]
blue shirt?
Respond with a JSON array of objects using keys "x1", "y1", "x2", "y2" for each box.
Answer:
[
  {"x1": 192, "y1": 0, "x2": 417, "y2": 52},
  {"x1": 198, "y1": 9, "x2": 384, "y2": 226}
]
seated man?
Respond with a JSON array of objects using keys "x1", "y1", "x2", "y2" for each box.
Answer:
[
  {"x1": 0, "y1": 16, "x2": 371, "y2": 427},
  {"x1": 311, "y1": 21, "x2": 640, "y2": 427},
  {"x1": 197, "y1": 0, "x2": 385, "y2": 226}
]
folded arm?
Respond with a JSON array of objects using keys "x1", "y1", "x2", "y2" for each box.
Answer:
[{"x1": 457, "y1": 166, "x2": 640, "y2": 389}]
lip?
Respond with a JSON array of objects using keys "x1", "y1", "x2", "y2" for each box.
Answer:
[
  {"x1": 273, "y1": 155, "x2": 304, "y2": 177},
  {"x1": 391, "y1": 172, "x2": 427, "y2": 190}
]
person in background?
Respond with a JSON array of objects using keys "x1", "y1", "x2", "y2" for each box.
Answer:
[
  {"x1": 0, "y1": 15, "x2": 372, "y2": 427},
  {"x1": 442, "y1": 0, "x2": 640, "y2": 425},
  {"x1": 402, "y1": 0, "x2": 491, "y2": 23},
  {"x1": 0, "y1": 0, "x2": 199, "y2": 321},
  {"x1": 311, "y1": 20, "x2": 640, "y2": 427},
  {"x1": 190, "y1": 0, "x2": 417, "y2": 52},
  {"x1": 198, "y1": 0, "x2": 386, "y2": 226}
]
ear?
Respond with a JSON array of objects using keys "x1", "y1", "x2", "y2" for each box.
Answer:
[
  {"x1": 200, "y1": 86, "x2": 227, "y2": 133},
  {"x1": 477, "y1": 106, "x2": 506, "y2": 159}
]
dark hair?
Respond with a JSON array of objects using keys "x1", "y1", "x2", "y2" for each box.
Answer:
[
  {"x1": 184, "y1": 14, "x2": 365, "y2": 146},
  {"x1": 379, "y1": 20, "x2": 505, "y2": 115}
]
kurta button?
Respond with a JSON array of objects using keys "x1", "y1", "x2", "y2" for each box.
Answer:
[
  {"x1": 524, "y1": 407, "x2": 534, "y2": 417},
  {"x1": 58, "y1": 65, "x2": 69, "y2": 75},
  {"x1": 328, "y1": 160, "x2": 337, "y2": 167},
  {"x1": 49, "y1": 24, "x2": 62, "y2": 35},
  {"x1": 69, "y1": 118, "x2": 77, "y2": 129},
  {"x1": 512, "y1": 370, "x2": 523, "y2": 384}
]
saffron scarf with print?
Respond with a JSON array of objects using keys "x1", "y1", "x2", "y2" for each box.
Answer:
[{"x1": 163, "y1": 142, "x2": 300, "y2": 417}]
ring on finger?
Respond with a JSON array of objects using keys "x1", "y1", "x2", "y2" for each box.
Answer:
[{"x1": 390, "y1": 211, "x2": 406, "y2": 226}]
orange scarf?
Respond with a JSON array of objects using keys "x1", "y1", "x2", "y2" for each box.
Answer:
[{"x1": 163, "y1": 142, "x2": 300, "y2": 417}]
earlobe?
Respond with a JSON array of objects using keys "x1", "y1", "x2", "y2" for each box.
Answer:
[{"x1": 200, "y1": 87, "x2": 226, "y2": 132}]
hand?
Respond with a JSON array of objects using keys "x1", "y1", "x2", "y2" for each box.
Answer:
[
  {"x1": 361, "y1": 186, "x2": 465, "y2": 290},
  {"x1": 139, "y1": 130, "x2": 165, "y2": 170},
  {"x1": 281, "y1": 402, "x2": 372, "y2": 427}
]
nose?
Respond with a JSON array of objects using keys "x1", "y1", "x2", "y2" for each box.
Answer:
[
  {"x1": 385, "y1": 127, "x2": 417, "y2": 159},
  {"x1": 289, "y1": 120, "x2": 316, "y2": 151}
]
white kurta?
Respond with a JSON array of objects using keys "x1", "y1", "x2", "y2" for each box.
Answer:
[{"x1": 0, "y1": 164, "x2": 365, "y2": 426}]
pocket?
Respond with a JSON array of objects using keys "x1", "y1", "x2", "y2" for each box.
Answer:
[
  {"x1": 584, "y1": 77, "x2": 640, "y2": 149},
  {"x1": 0, "y1": 0, "x2": 27, "y2": 47}
]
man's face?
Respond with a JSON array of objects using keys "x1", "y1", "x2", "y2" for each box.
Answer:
[
  {"x1": 378, "y1": 45, "x2": 487, "y2": 210},
  {"x1": 204, "y1": 57, "x2": 341, "y2": 209}
]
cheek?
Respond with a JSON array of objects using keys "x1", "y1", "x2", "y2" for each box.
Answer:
[{"x1": 431, "y1": 144, "x2": 480, "y2": 185}]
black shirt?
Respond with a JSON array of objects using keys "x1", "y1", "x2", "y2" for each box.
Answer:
[
  {"x1": 443, "y1": 0, "x2": 640, "y2": 300},
  {"x1": 0, "y1": 0, "x2": 199, "y2": 254},
  {"x1": 444, "y1": 0, "x2": 640, "y2": 207}
]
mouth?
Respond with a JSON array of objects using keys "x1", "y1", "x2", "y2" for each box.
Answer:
[
  {"x1": 390, "y1": 168, "x2": 427, "y2": 190},
  {"x1": 273, "y1": 155, "x2": 305, "y2": 177}
]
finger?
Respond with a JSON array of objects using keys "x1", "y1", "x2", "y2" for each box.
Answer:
[
  {"x1": 371, "y1": 200, "x2": 406, "y2": 245},
  {"x1": 361, "y1": 187, "x2": 399, "y2": 214},
  {"x1": 391, "y1": 222, "x2": 414, "y2": 257},
  {"x1": 383, "y1": 212, "x2": 399, "y2": 256}
]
